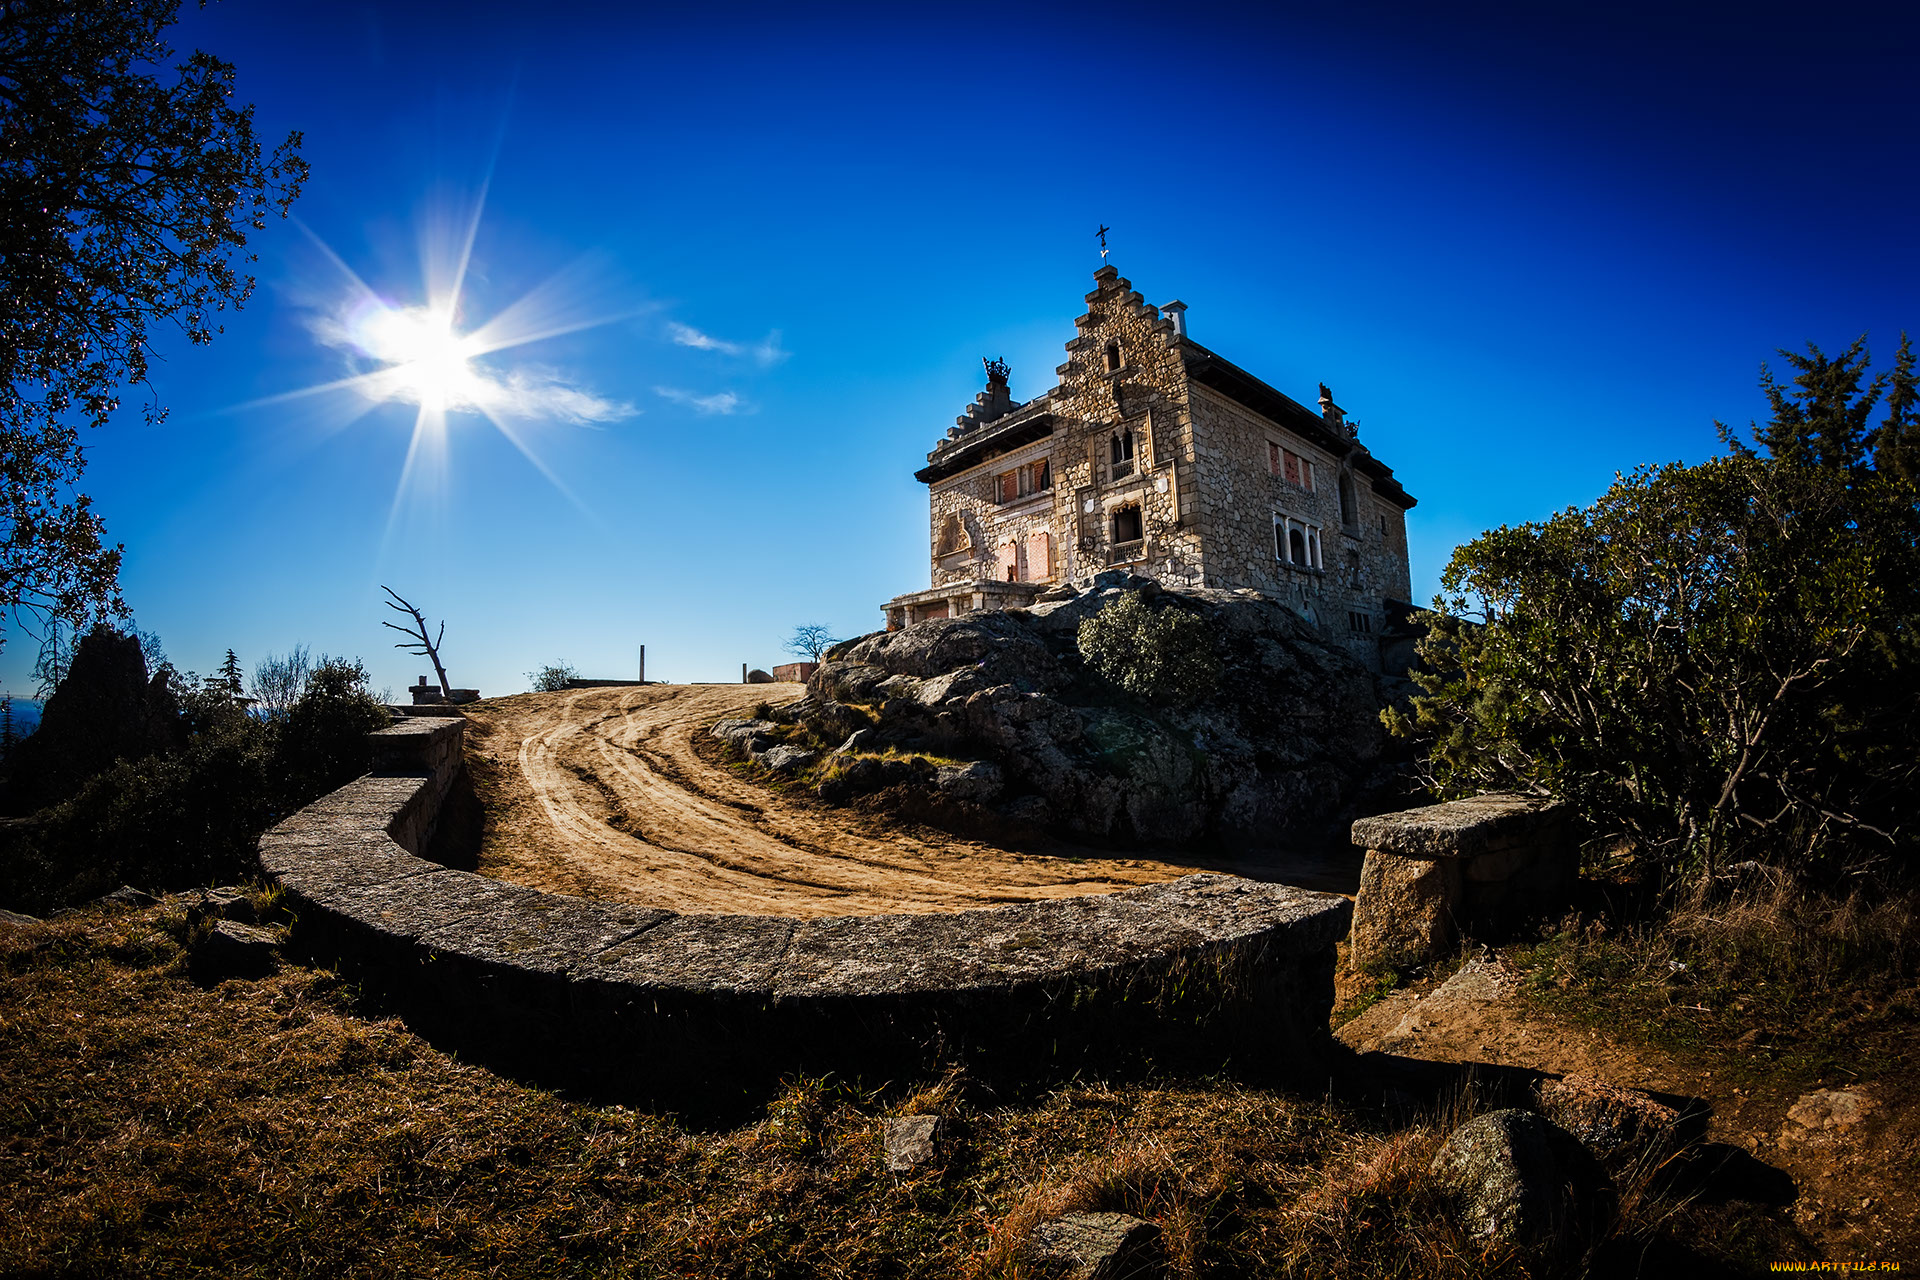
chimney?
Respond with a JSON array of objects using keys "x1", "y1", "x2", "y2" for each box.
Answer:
[
  {"x1": 1162, "y1": 300, "x2": 1187, "y2": 339},
  {"x1": 1318, "y1": 382, "x2": 1348, "y2": 435}
]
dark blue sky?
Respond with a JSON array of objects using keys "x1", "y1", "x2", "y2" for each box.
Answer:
[{"x1": 4, "y1": 0, "x2": 1915, "y2": 695}]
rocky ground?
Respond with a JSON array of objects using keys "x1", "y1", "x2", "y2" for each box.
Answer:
[
  {"x1": 1337, "y1": 951, "x2": 1919, "y2": 1264},
  {"x1": 720, "y1": 574, "x2": 1407, "y2": 853}
]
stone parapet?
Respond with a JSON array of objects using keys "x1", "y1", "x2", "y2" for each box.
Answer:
[
  {"x1": 259, "y1": 721, "x2": 1353, "y2": 1103},
  {"x1": 1347, "y1": 794, "x2": 1574, "y2": 970}
]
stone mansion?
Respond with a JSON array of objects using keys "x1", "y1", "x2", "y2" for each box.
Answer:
[{"x1": 880, "y1": 265, "x2": 1418, "y2": 670}]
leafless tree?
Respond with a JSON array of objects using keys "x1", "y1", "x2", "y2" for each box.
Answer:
[
  {"x1": 782, "y1": 623, "x2": 840, "y2": 665},
  {"x1": 382, "y1": 587, "x2": 452, "y2": 701},
  {"x1": 250, "y1": 644, "x2": 312, "y2": 720}
]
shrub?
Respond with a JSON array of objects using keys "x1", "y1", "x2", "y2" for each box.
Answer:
[
  {"x1": 273, "y1": 658, "x2": 391, "y2": 808},
  {"x1": 1387, "y1": 455, "x2": 1920, "y2": 883},
  {"x1": 1077, "y1": 593, "x2": 1221, "y2": 706},
  {"x1": 0, "y1": 654, "x2": 389, "y2": 913},
  {"x1": 527, "y1": 662, "x2": 578, "y2": 693}
]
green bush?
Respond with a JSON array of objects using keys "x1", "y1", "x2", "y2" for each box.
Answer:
[
  {"x1": 0, "y1": 655, "x2": 390, "y2": 913},
  {"x1": 273, "y1": 658, "x2": 392, "y2": 808},
  {"x1": 1077, "y1": 593, "x2": 1221, "y2": 706},
  {"x1": 1388, "y1": 455, "x2": 1920, "y2": 882},
  {"x1": 527, "y1": 661, "x2": 579, "y2": 693}
]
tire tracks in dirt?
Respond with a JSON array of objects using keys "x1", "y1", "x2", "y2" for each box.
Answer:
[{"x1": 461, "y1": 684, "x2": 1194, "y2": 918}]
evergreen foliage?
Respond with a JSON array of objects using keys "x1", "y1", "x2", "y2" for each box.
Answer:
[
  {"x1": 216, "y1": 649, "x2": 245, "y2": 696},
  {"x1": 0, "y1": 0, "x2": 306, "y2": 653},
  {"x1": 1391, "y1": 339, "x2": 1920, "y2": 883},
  {"x1": 1077, "y1": 593, "x2": 1222, "y2": 706}
]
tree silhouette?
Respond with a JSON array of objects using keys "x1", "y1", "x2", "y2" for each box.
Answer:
[
  {"x1": 782, "y1": 624, "x2": 840, "y2": 665},
  {"x1": 382, "y1": 587, "x2": 453, "y2": 701},
  {"x1": 0, "y1": 0, "x2": 307, "y2": 654}
]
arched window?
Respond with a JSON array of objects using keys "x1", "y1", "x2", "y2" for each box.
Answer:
[
  {"x1": 1338, "y1": 470, "x2": 1358, "y2": 527},
  {"x1": 1289, "y1": 526, "x2": 1307, "y2": 564},
  {"x1": 1104, "y1": 340, "x2": 1122, "y2": 373},
  {"x1": 1110, "y1": 429, "x2": 1135, "y2": 481}
]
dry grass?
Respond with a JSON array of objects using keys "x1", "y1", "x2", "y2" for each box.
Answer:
[
  {"x1": 1514, "y1": 868, "x2": 1920, "y2": 1090},
  {"x1": 0, "y1": 898, "x2": 1806, "y2": 1278}
]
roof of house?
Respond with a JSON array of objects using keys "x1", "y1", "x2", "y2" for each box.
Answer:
[{"x1": 914, "y1": 336, "x2": 1416, "y2": 511}]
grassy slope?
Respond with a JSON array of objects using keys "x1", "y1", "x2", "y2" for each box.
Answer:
[{"x1": 0, "y1": 894, "x2": 1842, "y2": 1279}]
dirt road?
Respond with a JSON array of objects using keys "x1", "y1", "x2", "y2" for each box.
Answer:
[{"x1": 460, "y1": 683, "x2": 1210, "y2": 918}]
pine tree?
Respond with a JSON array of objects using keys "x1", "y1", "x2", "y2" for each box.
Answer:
[
  {"x1": 218, "y1": 649, "x2": 244, "y2": 696},
  {"x1": 1751, "y1": 336, "x2": 1886, "y2": 471},
  {"x1": 1874, "y1": 333, "x2": 1920, "y2": 484}
]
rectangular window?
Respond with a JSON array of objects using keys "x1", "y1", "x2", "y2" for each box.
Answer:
[
  {"x1": 998, "y1": 457, "x2": 1053, "y2": 504},
  {"x1": 1348, "y1": 611, "x2": 1373, "y2": 634},
  {"x1": 1270, "y1": 444, "x2": 1315, "y2": 492},
  {"x1": 996, "y1": 542, "x2": 1019, "y2": 581}
]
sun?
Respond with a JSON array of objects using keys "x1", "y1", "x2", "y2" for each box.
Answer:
[{"x1": 352, "y1": 303, "x2": 484, "y2": 412}]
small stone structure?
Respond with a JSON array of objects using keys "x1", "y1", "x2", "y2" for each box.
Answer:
[
  {"x1": 770, "y1": 661, "x2": 818, "y2": 684},
  {"x1": 408, "y1": 675, "x2": 478, "y2": 705},
  {"x1": 258, "y1": 718, "x2": 1355, "y2": 1102},
  {"x1": 1347, "y1": 794, "x2": 1572, "y2": 970}
]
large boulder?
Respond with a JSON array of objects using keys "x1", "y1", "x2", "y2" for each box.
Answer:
[
  {"x1": 1428, "y1": 1109, "x2": 1603, "y2": 1258},
  {"x1": 837, "y1": 612, "x2": 1067, "y2": 692},
  {"x1": 813, "y1": 582, "x2": 1396, "y2": 848}
]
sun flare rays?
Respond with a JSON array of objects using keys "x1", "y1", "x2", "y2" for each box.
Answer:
[{"x1": 247, "y1": 191, "x2": 639, "y2": 540}]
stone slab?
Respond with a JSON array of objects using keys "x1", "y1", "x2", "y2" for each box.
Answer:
[
  {"x1": 577, "y1": 913, "x2": 798, "y2": 997},
  {"x1": 418, "y1": 892, "x2": 667, "y2": 979},
  {"x1": 1351, "y1": 794, "x2": 1567, "y2": 860}
]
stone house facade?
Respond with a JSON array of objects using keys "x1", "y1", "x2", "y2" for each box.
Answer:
[{"x1": 880, "y1": 265, "x2": 1418, "y2": 670}]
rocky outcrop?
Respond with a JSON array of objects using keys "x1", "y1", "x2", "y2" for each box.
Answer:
[
  {"x1": 3, "y1": 625, "x2": 181, "y2": 811},
  {"x1": 757, "y1": 575, "x2": 1397, "y2": 848}
]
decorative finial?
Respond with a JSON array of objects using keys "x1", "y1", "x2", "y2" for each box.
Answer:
[
  {"x1": 1096, "y1": 224, "x2": 1111, "y2": 261},
  {"x1": 983, "y1": 356, "x2": 1010, "y2": 385}
]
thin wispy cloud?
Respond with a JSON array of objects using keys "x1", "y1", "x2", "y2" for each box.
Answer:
[
  {"x1": 654, "y1": 386, "x2": 745, "y2": 415},
  {"x1": 667, "y1": 321, "x2": 789, "y2": 367},
  {"x1": 303, "y1": 302, "x2": 636, "y2": 424}
]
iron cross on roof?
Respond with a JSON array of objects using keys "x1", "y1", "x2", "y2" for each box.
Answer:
[{"x1": 1096, "y1": 224, "x2": 1111, "y2": 260}]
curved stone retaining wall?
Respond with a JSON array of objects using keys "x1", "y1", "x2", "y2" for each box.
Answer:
[{"x1": 261, "y1": 717, "x2": 1354, "y2": 1103}]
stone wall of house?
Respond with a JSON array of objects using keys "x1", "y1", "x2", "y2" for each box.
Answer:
[
  {"x1": 1184, "y1": 384, "x2": 1413, "y2": 665},
  {"x1": 1049, "y1": 267, "x2": 1202, "y2": 586},
  {"x1": 928, "y1": 423, "x2": 1063, "y2": 591}
]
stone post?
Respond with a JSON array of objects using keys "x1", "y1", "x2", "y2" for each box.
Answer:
[{"x1": 1347, "y1": 794, "x2": 1572, "y2": 971}]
